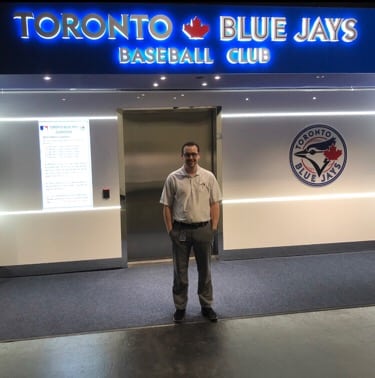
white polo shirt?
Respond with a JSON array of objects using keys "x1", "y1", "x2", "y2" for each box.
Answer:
[{"x1": 160, "y1": 165, "x2": 222, "y2": 223}]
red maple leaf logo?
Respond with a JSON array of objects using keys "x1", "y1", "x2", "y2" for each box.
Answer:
[
  {"x1": 183, "y1": 16, "x2": 209, "y2": 39},
  {"x1": 324, "y1": 144, "x2": 342, "y2": 160}
]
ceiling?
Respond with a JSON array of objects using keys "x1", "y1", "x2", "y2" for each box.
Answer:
[
  {"x1": 2, "y1": 73, "x2": 375, "y2": 91},
  {"x1": 1, "y1": 72, "x2": 375, "y2": 117}
]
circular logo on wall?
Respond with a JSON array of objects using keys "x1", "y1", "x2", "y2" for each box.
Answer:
[{"x1": 289, "y1": 124, "x2": 347, "y2": 187}]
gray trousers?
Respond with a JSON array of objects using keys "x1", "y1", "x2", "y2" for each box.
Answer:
[{"x1": 170, "y1": 222, "x2": 214, "y2": 310}]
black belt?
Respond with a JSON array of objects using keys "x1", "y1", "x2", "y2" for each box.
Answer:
[{"x1": 174, "y1": 221, "x2": 209, "y2": 229}]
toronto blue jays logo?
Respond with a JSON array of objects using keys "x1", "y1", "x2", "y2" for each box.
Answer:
[{"x1": 289, "y1": 124, "x2": 347, "y2": 186}]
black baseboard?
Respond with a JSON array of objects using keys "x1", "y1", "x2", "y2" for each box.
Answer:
[
  {"x1": 220, "y1": 241, "x2": 375, "y2": 260},
  {"x1": 0, "y1": 258, "x2": 127, "y2": 278},
  {"x1": 4, "y1": 241, "x2": 375, "y2": 277}
]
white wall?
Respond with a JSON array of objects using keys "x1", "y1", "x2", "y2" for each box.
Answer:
[
  {"x1": 0, "y1": 210, "x2": 121, "y2": 265},
  {"x1": 0, "y1": 118, "x2": 122, "y2": 266},
  {"x1": 222, "y1": 114, "x2": 375, "y2": 251},
  {"x1": 1, "y1": 88, "x2": 375, "y2": 267}
]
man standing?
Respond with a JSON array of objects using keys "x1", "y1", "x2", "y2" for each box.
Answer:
[{"x1": 160, "y1": 141, "x2": 222, "y2": 323}]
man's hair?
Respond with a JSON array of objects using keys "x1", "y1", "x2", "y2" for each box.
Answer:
[{"x1": 181, "y1": 141, "x2": 200, "y2": 155}]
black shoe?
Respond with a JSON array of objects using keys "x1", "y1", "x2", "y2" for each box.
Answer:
[
  {"x1": 201, "y1": 307, "x2": 218, "y2": 322},
  {"x1": 173, "y1": 309, "x2": 186, "y2": 323}
]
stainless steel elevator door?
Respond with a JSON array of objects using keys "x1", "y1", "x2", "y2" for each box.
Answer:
[{"x1": 119, "y1": 107, "x2": 217, "y2": 262}]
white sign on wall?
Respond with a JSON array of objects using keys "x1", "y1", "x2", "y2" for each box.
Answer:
[{"x1": 38, "y1": 119, "x2": 93, "y2": 209}]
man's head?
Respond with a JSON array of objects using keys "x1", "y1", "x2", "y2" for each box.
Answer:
[
  {"x1": 181, "y1": 141, "x2": 200, "y2": 171},
  {"x1": 181, "y1": 141, "x2": 200, "y2": 156}
]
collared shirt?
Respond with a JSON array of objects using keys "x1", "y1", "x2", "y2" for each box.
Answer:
[{"x1": 160, "y1": 165, "x2": 222, "y2": 223}]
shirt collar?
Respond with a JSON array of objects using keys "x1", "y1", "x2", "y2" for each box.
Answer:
[{"x1": 181, "y1": 165, "x2": 201, "y2": 177}]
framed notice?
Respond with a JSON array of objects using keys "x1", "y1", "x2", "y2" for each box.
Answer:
[{"x1": 38, "y1": 119, "x2": 93, "y2": 209}]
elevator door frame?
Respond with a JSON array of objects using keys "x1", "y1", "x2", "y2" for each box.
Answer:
[{"x1": 117, "y1": 106, "x2": 223, "y2": 263}]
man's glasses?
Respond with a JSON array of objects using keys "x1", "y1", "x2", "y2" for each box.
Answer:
[{"x1": 183, "y1": 153, "x2": 198, "y2": 158}]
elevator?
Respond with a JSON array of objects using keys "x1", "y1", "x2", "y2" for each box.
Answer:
[{"x1": 117, "y1": 107, "x2": 222, "y2": 262}]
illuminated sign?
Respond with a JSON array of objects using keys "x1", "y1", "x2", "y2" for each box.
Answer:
[
  {"x1": 13, "y1": 13, "x2": 174, "y2": 40},
  {"x1": 0, "y1": 3, "x2": 373, "y2": 74}
]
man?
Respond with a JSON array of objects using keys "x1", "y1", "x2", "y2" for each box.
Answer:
[{"x1": 160, "y1": 141, "x2": 222, "y2": 323}]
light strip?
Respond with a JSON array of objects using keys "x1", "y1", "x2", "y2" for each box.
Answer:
[
  {"x1": 3, "y1": 112, "x2": 375, "y2": 122},
  {"x1": 0, "y1": 206, "x2": 120, "y2": 216},
  {"x1": 0, "y1": 116, "x2": 117, "y2": 122},
  {"x1": 222, "y1": 110, "x2": 375, "y2": 118},
  {"x1": 222, "y1": 192, "x2": 375, "y2": 204}
]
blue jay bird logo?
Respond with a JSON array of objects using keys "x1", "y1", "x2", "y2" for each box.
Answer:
[{"x1": 290, "y1": 124, "x2": 347, "y2": 187}]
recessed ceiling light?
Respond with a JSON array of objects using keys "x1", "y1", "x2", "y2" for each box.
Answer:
[
  {"x1": 180, "y1": 94, "x2": 185, "y2": 97},
  {"x1": 153, "y1": 82, "x2": 159, "y2": 87},
  {"x1": 214, "y1": 75, "x2": 221, "y2": 80},
  {"x1": 245, "y1": 98, "x2": 249, "y2": 101},
  {"x1": 43, "y1": 75, "x2": 51, "y2": 81},
  {"x1": 201, "y1": 82, "x2": 208, "y2": 87},
  {"x1": 312, "y1": 96, "x2": 317, "y2": 100},
  {"x1": 160, "y1": 76, "x2": 166, "y2": 80}
]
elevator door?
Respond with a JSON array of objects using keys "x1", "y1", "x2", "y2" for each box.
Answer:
[{"x1": 118, "y1": 107, "x2": 218, "y2": 262}]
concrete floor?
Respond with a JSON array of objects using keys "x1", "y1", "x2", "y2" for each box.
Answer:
[{"x1": 1, "y1": 306, "x2": 375, "y2": 378}]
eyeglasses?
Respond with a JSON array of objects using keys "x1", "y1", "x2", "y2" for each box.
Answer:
[{"x1": 183, "y1": 153, "x2": 198, "y2": 158}]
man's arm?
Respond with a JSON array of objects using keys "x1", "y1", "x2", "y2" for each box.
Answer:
[
  {"x1": 163, "y1": 205, "x2": 173, "y2": 233},
  {"x1": 210, "y1": 202, "x2": 220, "y2": 231}
]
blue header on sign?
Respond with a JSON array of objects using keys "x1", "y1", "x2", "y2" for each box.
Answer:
[{"x1": 0, "y1": 3, "x2": 374, "y2": 74}]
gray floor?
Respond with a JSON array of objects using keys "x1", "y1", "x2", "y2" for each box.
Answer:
[{"x1": 1, "y1": 306, "x2": 375, "y2": 378}]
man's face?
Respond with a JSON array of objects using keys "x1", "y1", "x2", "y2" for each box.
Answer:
[{"x1": 182, "y1": 145, "x2": 200, "y2": 169}]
